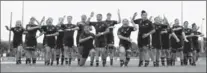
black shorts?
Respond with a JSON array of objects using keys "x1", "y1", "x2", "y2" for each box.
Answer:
[
  {"x1": 161, "y1": 39, "x2": 170, "y2": 49},
  {"x1": 192, "y1": 41, "x2": 200, "y2": 53},
  {"x1": 120, "y1": 42, "x2": 131, "y2": 50},
  {"x1": 106, "y1": 34, "x2": 114, "y2": 44},
  {"x1": 13, "y1": 40, "x2": 23, "y2": 48},
  {"x1": 56, "y1": 39, "x2": 63, "y2": 49},
  {"x1": 138, "y1": 34, "x2": 150, "y2": 48},
  {"x1": 82, "y1": 46, "x2": 93, "y2": 58},
  {"x1": 63, "y1": 37, "x2": 74, "y2": 47},
  {"x1": 25, "y1": 37, "x2": 37, "y2": 47},
  {"x1": 45, "y1": 37, "x2": 56, "y2": 48},
  {"x1": 183, "y1": 41, "x2": 191, "y2": 53},
  {"x1": 171, "y1": 36, "x2": 183, "y2": 49},
  {"x1": 95, "y1": 38, "x2": 107, "y2": 48},
  {"x1": 152, "y1": 41, "x2": 161, "y2": 49}
]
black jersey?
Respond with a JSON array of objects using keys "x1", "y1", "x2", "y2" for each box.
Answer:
[
  {"x1": 11, "y1": 27, "x2": 25, "y2": 42},
  {"x1": 62, "y1": 24, "x2": 77, "y2": 38},
  {"x1": 105, "y1": 20, "x2": 118, "y2": 34},
  {"x1": 56, "y1": 24, "x2": 65, "y2": 41},
  {"x1": 118, "y1": 26, "x2": 136, "y2": 44},
  {"x1": 89, "y1": 21, "x2": 108, "y2": 39},
  {"x1": 79, "y1": 32, "x2": 95, "y2": 48},
  {"x1": 134, "y1": 19, "x2": 153, "y2": 35},
  {"x1": 25, "y1": 24, "x2": 41, "y2": 38}
]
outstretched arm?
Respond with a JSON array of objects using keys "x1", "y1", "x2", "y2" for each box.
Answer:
[
  {"x1": 5, "y1": 26, "x2": 11, "y2": 31},
  {"x1": 45, "y1": 32, "x2": 59, "y2": 37}
]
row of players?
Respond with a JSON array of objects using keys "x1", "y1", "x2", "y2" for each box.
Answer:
[{"x1": 5, "y1": 10, "x2": 203, "y2": 67}]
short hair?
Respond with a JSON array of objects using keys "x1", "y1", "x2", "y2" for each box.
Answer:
[
  {"x1": 141, "y1": 10, "x2": 146, "y2": 14},
  {"x1": 192, "y1": 23, "x2": 196, "y2": 27},
  {"x1": 97, "y1": 14, "x2": 102, "y2": 16},
  {"x1": 67, "y1": 16, "x2": 72, "y2": 18},
  {"x1": 107, "y1": 13, "x2": 112, "y2": 16}
]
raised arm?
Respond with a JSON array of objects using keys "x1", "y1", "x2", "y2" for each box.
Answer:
[
  {"x1": 132, "y1": 12, "x2": 137, "y2": 21},
  {"x1": 87, "y1": 12, "x2": 94, "y2": 23},
  {"x1": 35, "y1": 16, "x2": 45, "y2": 25},
  {"x1": 131, "y1": 17, "x2": 137, "y2": 31},
  {"x1": 117, "y1": 9, "x2": 121, "y2": 24}
]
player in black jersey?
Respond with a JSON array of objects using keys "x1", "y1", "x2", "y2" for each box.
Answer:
[
  {"x1": 132, "y1": 10, "x2": 155, "y2": 67},
  {"x1": 56, "y1": 17, "x2": 65, "y2": 65},
  {"x1": 25, "y1": 17, "x2": 44, "y2": 65},
  {"x1": 117, "y1": 18, "x2": 137, "y2": 67},
  {"x1": 88, "y1": 14, "x2": 110, "y2": 67},
  {"x1": 183, "y1": 21, "x2": 193, "y2": 66},
  {"x1": 5, "y1": 20, "x2": 25, "y2": 64},
  {"x1": 79, "y1": 26, "x2": 96, "y2": 66},
  {"x1": 160, "y1": 16, "x2": 180, "y2": 66},
  {"x1": 187, "y1": 23, "x2": 203, "y2": 66},
  {"x1": 151, "y1": 16, "x2": 163, "y2": 67},
  {"x1": 76, "y1": 13, "x2": 94, "y2": 65},
  {"x1": 62, "y1": 16, "x2": 79, "y2": 66},
  {"x1": 105, "y1": 9, "x2": 121, "y2": 66},
  {"x1": 171, "y1": 19, "x2": 188, "y2": 66},
  {"x1": 40, "y1": 17, "x2": 59, "y2": 65}
]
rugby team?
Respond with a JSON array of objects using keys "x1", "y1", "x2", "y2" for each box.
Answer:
[{"x1": 5, "y1": 10, "x2": 203, "y2": 67}]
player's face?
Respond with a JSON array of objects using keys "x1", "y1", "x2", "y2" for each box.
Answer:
[
  {"x1": 192, "y1": 24, "x2": 197, "y2": 31},
  {"x1": 183, "y1": 21, "x2": 188, "y2": 28},
  {"x1": 96, "y1": 14, "x2": 102, "y2": 21},
  {"x1": 141, "y1": 13, "x2": 147, "y2": 20},
  {"x1": 16, "y1": 20, "x2": 22, "y2": 27},
  {"x1": 59, "y1": 17, "x2": 64, "y2": 23},
  {"x1": 107, "y1": 13, "x2": 111, "y2": 19},
  {"x1": 174, "y1": 19, "x2": 179, "y2": 25},
  {"x1": 81, "y1": 15, "x2": 87, "y2": 21},
  {"x1": 30, "y1": 17, "x2": 35, "y2": 24},
  {"x1": 47, "y1": 18, "x2": 53, "y2": 25},
  {"x1": 154, "y1": 17, "x2": 160, "y2": 24},
  {"x1": 122, "y1": 19, "x2": 129, "y2": 27},
  {"x1": 67, "y1": 16, "x2": 72, "y2": 23}
]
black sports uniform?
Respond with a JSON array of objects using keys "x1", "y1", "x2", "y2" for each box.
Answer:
[
  {"x1": 191, "y1": 31, "x2": 201, "y2": 53},
  {"x1": 134, "y1": 19, "x2": 154, "y2": 48},
  {"x1": 62, "y1": 24, "x2": 77, "y2": 47},
  {"x1": 183, "y1": 28, "x2": 193, "y2": 53},
  {"x1": 89, "y1": 21, "x2": 108, "y2": 47},
  {"x1": 79, "y1": 32, "x2": 95, "y2": 58},
  {"x1": 105, "y1": 20, "x2": 118, "y2": 45},
  {"x1": 161, "y1": 25, "x2": 172, "y2": 49},
  {"x1": 171, "y1": 25, "x2": 184, "y2": 51},
  {"x1": 41, "y1": 25, "x2": 57, "y2": 48},
  {"x1": 25, "y1": 24, "x2": 41, "y2": 48},
  {"x1": 11, "y1": 27, "x2": 25, "y2": 48},
  {"x1": 151, "y1": 23, "x2": 163, "y2": 49},
  {"x1": 56, "y1": 24, "x2": 65, "y2": 49},
  {"x1": 118, "y1": 26, "x2": 136, "y2": 50}
]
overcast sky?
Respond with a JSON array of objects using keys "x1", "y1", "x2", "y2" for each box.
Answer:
[{"x1": 1, "y1": 1, "x2": 206, "y2": 47}]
